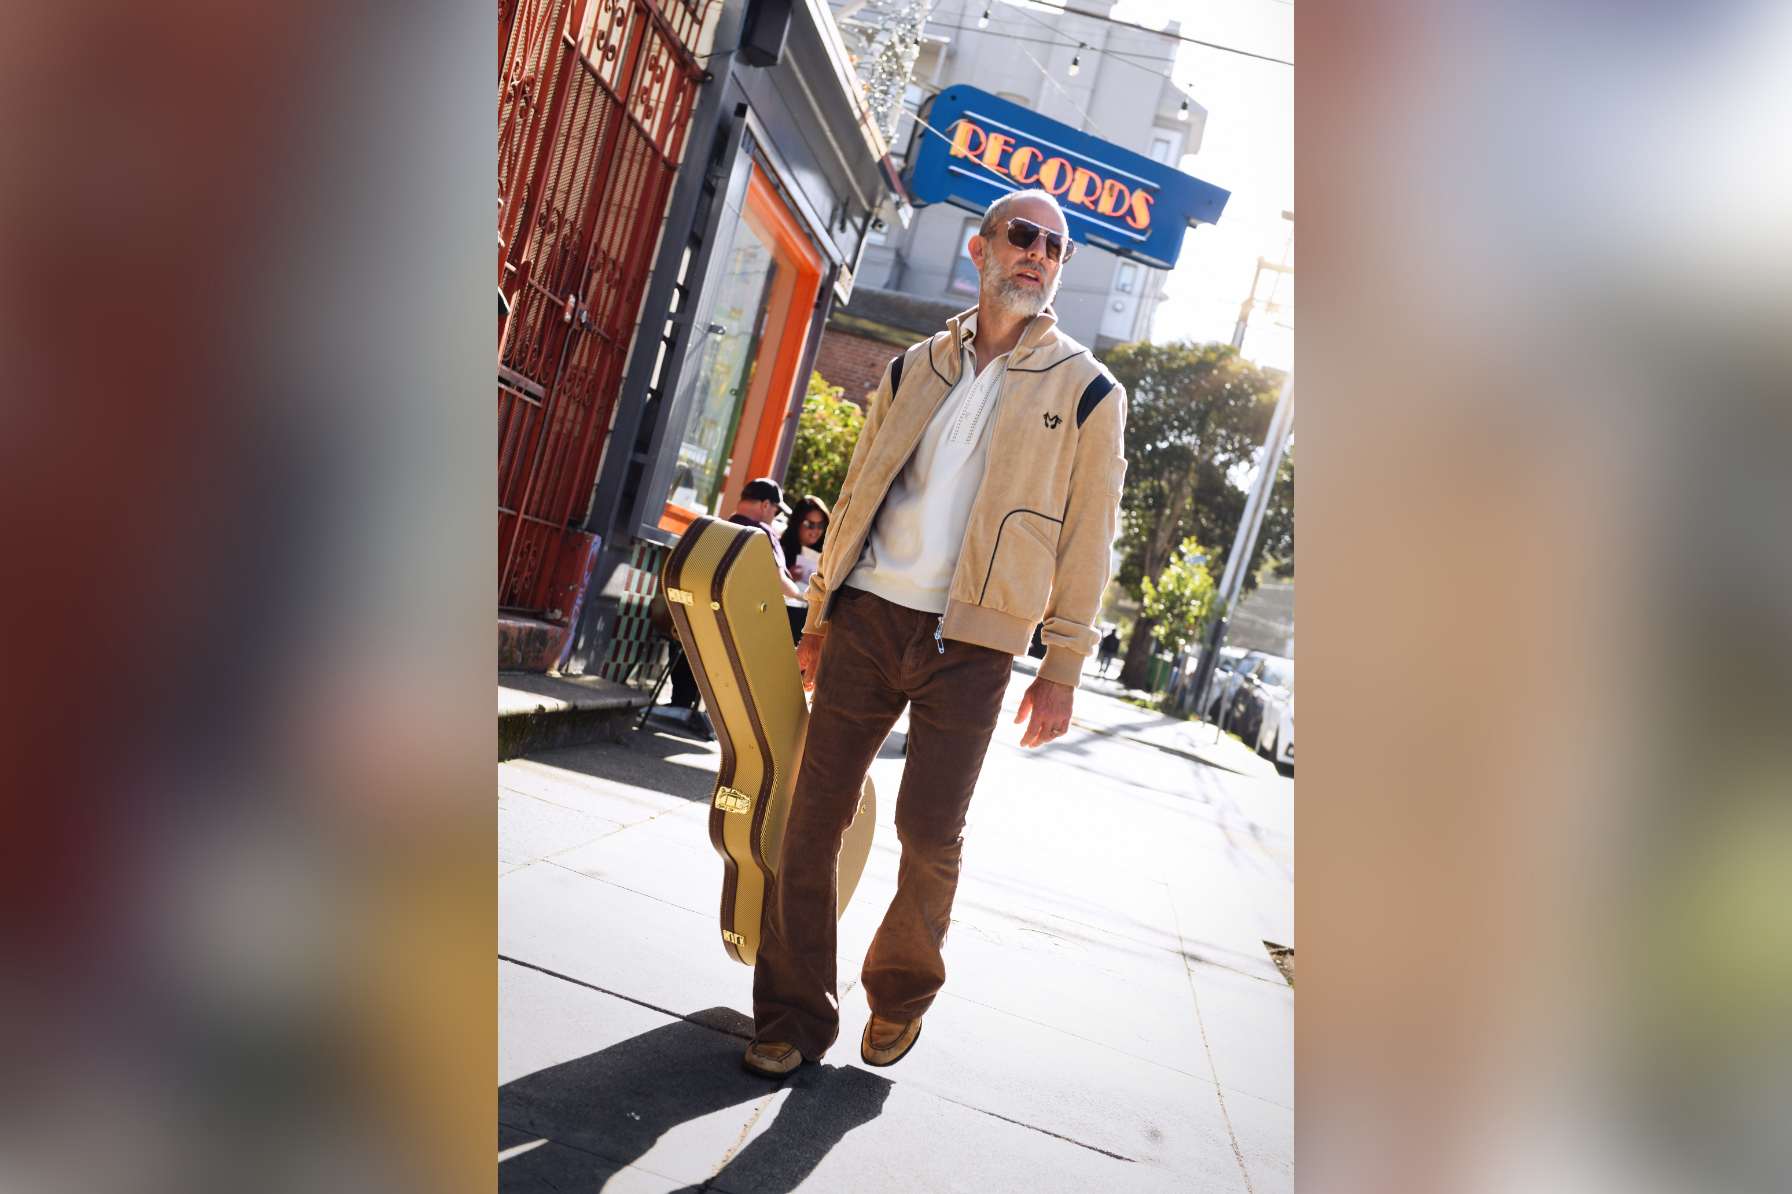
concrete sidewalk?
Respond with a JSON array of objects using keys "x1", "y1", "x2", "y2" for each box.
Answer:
[
  {"x1": 1013, "y1": 655, "x2": 1282, "y2": 780},
  {"x1": 500, "y1": 663, "x2": 1292, "y2": 1192}
]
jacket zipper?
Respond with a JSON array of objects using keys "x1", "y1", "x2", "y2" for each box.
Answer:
[
  {"x1": 948, "y1": 353, "x2": 1000, "y2": 445},
  {"x1": 825, "y1": 334, "x2": 1029, "y2": 629},
  {"x1": 821, "y1": 342, "x2": 966, "y2": 623}
]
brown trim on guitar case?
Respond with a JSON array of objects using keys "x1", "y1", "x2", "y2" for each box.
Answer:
[
  {"x1": 706, "y1": 532, "x2": 780, "y2": 878},
  {"x1": 665, "y1": 519, "x2": 747, "y2": 964}
]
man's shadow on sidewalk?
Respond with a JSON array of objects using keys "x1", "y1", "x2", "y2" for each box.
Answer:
[{"x1": 500, "y1": 1007, "x2": 892, "y2": 1193}]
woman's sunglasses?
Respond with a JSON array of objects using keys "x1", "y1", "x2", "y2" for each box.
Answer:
[
  {"x1": 1004, "y1": 216, "x2": 1076, "y2": 263},
  {"x1": 799, "y1": 518, "x2": 826, "y2": 530}
]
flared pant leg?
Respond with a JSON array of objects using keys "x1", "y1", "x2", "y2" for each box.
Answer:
[{"x1": 751, "y1": 591, "x2": 905, "y2": 1057}]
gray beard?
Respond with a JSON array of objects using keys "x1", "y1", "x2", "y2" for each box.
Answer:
[{"x1": 988, "y1": 271, "x2": 1053, "y2": 317}]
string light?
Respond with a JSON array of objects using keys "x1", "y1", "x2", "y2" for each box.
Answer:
[
  {"x1": 1178, "y1": 96, "x2": 1189, "y2": 121},
  {"x1": 1069, "y1": 43, "x2": 1083, "y2": 76},
  {"x1": 978, "y1": 6, "x2": 989, "y2": 28}
]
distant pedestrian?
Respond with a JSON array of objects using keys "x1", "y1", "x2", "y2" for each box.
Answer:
[{"x1": 1097, "y1": 626, "x2": 1121, "y2": 677}]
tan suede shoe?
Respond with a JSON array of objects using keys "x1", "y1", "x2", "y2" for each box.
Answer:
[
  {"x1": 741, "y1": 1040, "x2": 803, "y2": 1078},
  {"x1": 859, "y1": 1014, "x2": 923, "y2": 1067}
]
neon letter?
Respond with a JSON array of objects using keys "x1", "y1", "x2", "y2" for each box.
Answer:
[
  {"x1": 1067, "y1": 166, "x2": 1103, "y2": 210},
  {"x1": 1036, "y1": 156, "x2": 1073, "y2": 196},
  {"x1": 1097, "y1": 178, "x2": 1130, "y2": 217},
  {"x1": 949, "y1": 120, "x2": 986, "y2": 160},
  {"x1": 1125, "y1": 187, "x2": 1155, "y2": 230},
  {"x1": 1008, "y1": 146, "x2": 1042, "y2": 184},
  {"x1": 980, "y1": 132, "x2": 1016, "y2": 173}
]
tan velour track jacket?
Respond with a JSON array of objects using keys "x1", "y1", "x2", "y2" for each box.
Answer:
[{"x1": 803, "y1": 305, "x2": 1128, "y2": 687}]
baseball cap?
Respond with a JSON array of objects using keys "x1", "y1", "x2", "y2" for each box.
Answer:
[{"x1": 740, "y1": 477, "x2": 789, "y2": 514}]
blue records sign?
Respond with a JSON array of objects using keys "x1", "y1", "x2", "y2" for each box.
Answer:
[{"x1": 905, "y1": 85, "x2": 1230, "y2": 269}]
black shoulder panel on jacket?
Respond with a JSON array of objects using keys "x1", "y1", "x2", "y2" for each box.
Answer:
[
  {"x1": 1076, "y1": 371, "x2": 1117, "y2": 428},
  {"x1": 888, "y1": 353, "x2": 904, "y2": 398}
]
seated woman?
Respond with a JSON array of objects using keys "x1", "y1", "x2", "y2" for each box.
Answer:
[{"x1": 776, "y1": 495, "x2": 831, "y2": 645}]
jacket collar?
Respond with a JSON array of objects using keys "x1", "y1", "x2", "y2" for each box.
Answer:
[{"x1": 939, "y1": 303, "x2": 1061, "y2": 380}]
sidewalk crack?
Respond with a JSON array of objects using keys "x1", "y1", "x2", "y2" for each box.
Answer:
[
  {"x1": 928, "y1": 1093, "x2": 1138, "y2": 1163},
  {"x1": 1167, "y1": 886, "x2": 1258, "y2": 1193},
  {"x1": 538, "y1": 858, "x2": 710, "y2": 918},
  {"x1": 940, "y1": 991, "x2": 1214, "y2": 1087},
  {"x1": 499, "y1": 955, "x2": 753, "y2": 1041}
]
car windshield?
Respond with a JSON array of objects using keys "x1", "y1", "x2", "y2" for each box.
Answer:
[{"x1": 1259, "y1": 659, "x2": 1293, "y2": 687}]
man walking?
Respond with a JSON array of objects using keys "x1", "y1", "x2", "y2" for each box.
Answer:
[{"x1": 743, "y1": 190, "x2": 1128, "y2": 1076}]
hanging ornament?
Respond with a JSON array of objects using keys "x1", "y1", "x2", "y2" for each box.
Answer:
[{"x1": 833, "y1": 0, "x2": 931, "y2": 144}]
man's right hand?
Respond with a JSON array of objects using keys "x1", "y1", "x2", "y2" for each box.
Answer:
[{"x1": 795, "y1": 633, "x2": 824, "y2": 692}]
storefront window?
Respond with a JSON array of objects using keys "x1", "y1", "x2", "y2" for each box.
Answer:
[
  {"x1": 668, "y1": 224, "x2": 779, "y2": 513},
  {"x1": 659, "y1": 163, "x2": 824, "y2": 533}
]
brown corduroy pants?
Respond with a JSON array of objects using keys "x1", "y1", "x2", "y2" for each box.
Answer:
[{"x1": 752, "y1": 587, "x2": 1014, "y2": 1058}]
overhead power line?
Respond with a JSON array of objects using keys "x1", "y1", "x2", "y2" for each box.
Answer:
[
  {"x1": 1012, "y1": 38, "x2": 1114, "y2": 140},
  {"x1": 964, "y1": 1, "x2": 1291, "y2": 68},
  {"x1": 929, "y1": 17, "x2": 1201, "y2": 102},
  {"x1": 925, "y1": 6, "x2": 1288, "y2": 108},
  {"x1": 926, "y1": 21, "x2": 1176, "y2": 65},
  {"x1": 1033, "y1": 1, "x2": 1293, "y2": 65}
]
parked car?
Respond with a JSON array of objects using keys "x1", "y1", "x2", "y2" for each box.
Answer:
[
  {"x1": 1226, "y1": 653, "x2": 1293, "y2": 766},
  {"x1": 1202, "y1": 647, "x2": 1258, "y2": 723},
  {"x1": 1255, "y1": 684, "x2": 1294, "y2": 773}
]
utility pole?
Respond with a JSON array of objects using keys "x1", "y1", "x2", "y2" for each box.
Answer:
[
  {"x1": 1232, "y1": 210, "x2": 1294, "y2": 353},
  {"x1": 1187, "y1": 375, "x2": 1295, "y2": 727},
  {"x1": 1232, "y1": 256, "x2": 1293, "y2": 352},
  {"x1": 1182, "y1": 210, "x2": 1293, "y2": 722}
]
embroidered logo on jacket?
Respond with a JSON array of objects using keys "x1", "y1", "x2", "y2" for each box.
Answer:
[{"x1": 1042, "y1": 413, "x2": 1062, "y2": 429}]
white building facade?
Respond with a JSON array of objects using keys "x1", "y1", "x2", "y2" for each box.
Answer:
[{"x1": 833, "y1": 0, "x2": 1205, "y2": 351}]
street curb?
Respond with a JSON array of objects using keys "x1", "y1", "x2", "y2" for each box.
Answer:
[{"x1": 499, "y1": 672, "x2": 651, "y2": 761}]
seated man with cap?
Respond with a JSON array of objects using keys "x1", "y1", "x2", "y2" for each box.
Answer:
[
  {"x1": 666, "y1": 477, "x2": 806, "y2": 739},
  {"x1": 731, "y1": 477, "x2": 808, "y2": 603}
]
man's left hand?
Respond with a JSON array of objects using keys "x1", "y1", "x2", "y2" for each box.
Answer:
[{"x1": 1014, "y1": 676, "x2": 1074, "y2": 749}]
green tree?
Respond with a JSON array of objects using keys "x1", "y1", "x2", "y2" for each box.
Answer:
[
  {"x1": 784, "y1": 372, "x2": 864, "y2": 506},
  {"x1": 1097, "y1": 340, "x2": 1284, "y2": 688},
  {"x1": 1140, "y1": 538, "x2": 1218, "y2": 656}
]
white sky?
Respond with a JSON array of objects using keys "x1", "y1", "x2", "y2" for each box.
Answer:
[
  {"x1": 1095, "y1": 0, "x2": 1293, "y2": 370},
  {"x1": 906, "y1": 1, "x2": 1292, "y2": 368}
]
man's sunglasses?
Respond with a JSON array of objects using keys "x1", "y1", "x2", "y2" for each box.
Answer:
[{"x1": 1004, "y1": 216, "x2": 1076, "y2": 263}]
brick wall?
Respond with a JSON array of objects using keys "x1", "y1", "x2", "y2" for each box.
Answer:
[{"x1": 814, "y1": 328, "x2": 905, "y2": 410}]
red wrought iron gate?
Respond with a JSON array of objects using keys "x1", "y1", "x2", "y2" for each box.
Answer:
[{"x1": 498, "y1": 0, "x2": 708, "y2": 615}]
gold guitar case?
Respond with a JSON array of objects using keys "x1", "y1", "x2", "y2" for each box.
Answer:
[{"x1": 661, "y1": 516, "x2": 876, "y2": 966}]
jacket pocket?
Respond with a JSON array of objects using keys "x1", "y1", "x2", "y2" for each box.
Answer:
[{"x1": 980, "y1": 509, "x2": 1061, "y2": 619}]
